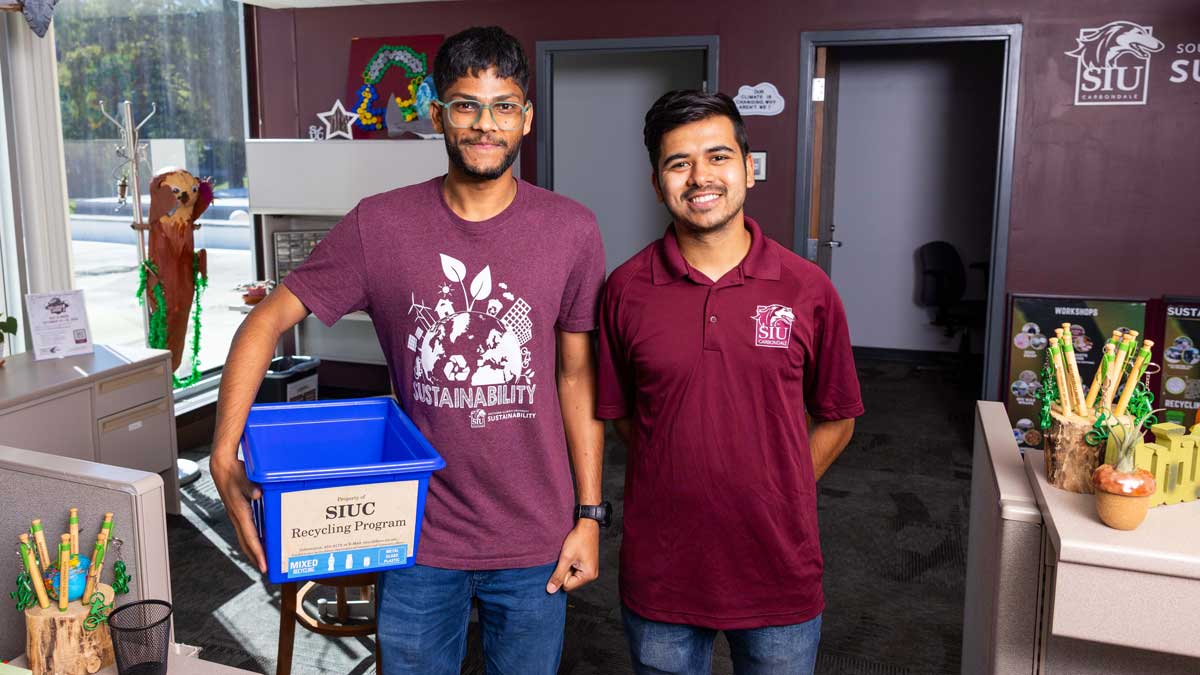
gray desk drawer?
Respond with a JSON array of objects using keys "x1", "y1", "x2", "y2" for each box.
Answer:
[
  {"x1": 95, "y1": 363, "x2": 167, "y2": 418},
  {"x1": 0, "y1": 388, "x2": 94, "y2": 460},
  {"x1": 97, "y1": 398, "x2": 172, "y2": 473}
]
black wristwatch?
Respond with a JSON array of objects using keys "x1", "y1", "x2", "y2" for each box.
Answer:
[{"x1": 574, "y1": 502, "x2": 612, "y2": 528}]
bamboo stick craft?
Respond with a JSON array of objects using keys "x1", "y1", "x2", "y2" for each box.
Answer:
[
  {"x1": 31, "y1": 518, "x2": 50, "y2": 573},
  {"x1": 57, "y1": 534, "x2": 70, "y2": 611},
  {"x1": 1060, "y1": 324, "x2": 1088, "y2": 413},
  {"x1": 69, "y1": 507, "x2": 79, "y2": 555},
  {"x1": 1101, "y1": 335, "x2": 1136, "y2": 410},
  {"x1": 18, "y1": 533, "x2": 50, "y2": 609},
  {"x1": 82, "y1": 529, "x2": 108, "y2": 601},
  {"x1": 1048, "y1": 338, "x2": 1073, "y2": 416},
  {"x1": 1085, "y1": 343, "x2": 1116, "y2": 410},
  {"x1": 1114, "y1": 340, "x2": 1154, "y2": 417}
]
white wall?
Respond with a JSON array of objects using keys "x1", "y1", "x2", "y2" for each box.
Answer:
[{"x1": 829, "y1": 43, "x2": 1002, "y2": 352}]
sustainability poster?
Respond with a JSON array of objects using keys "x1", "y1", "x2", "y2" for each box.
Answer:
[{"x1": 1159, "y1": 298, "x2": 1200, "y2": 426}]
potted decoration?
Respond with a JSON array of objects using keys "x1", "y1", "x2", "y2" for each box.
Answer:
[
  {"x1": 1092, "y1": 409, "x2": 1160, "y2": 530},
  {"x1": 236, "y1": 280, "x2": 276, "y2": 306},
  {"x1": 0, "y1": 312, "x2": 17, "y2": 366}
]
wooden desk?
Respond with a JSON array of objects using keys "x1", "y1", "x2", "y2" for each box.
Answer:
[{"x1": 0, "y1": 345, "x2": 180, "y2": 513}]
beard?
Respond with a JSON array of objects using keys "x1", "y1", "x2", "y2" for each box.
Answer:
[{"x1": 444, "y1": 133, "x2": 522, "y2": 181}]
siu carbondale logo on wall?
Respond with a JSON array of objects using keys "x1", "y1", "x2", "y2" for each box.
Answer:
[{"x1": 1066, "y1": 20, "x2": 1165, "y2": 105}]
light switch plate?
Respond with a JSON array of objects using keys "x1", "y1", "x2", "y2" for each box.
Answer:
[{"x1": 750, "y1": 151, "x2": 767, "y2": 180}]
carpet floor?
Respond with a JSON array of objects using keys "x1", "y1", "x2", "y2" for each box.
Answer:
[{"x1": 168, "y1": 354, "x2": 978, "y2": 674}]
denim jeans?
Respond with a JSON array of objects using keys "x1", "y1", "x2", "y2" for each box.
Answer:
[
  {"x1": 376, "y1": 562, "x2": 566, "y2": 675},
  {"x1": 622, "y1": 605, "x2": 822, "y2": 675}
]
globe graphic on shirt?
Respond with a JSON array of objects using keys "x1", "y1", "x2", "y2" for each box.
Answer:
[{"x1": 417, "y1": 310, "x2": 523, "y2": 386}]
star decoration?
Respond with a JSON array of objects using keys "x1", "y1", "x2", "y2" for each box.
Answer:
[{"x1": 317, "y1": 99, "x2": 359, "y2": 141}]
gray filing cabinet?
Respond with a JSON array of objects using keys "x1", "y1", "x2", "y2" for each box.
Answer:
[{"x1": 0, "y1": 345, "x2": 180, "y2": 513}]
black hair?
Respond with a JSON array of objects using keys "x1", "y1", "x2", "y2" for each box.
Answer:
[
  {"x1": 434, "y1": 26, "x2": 529, "y2": 98},
  {"x1": 643, "y1": 90, "x2": 750, "y2": 168}
]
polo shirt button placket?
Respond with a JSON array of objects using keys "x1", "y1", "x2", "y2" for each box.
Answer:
[{"x1": 703, "y1": 289, "x2": 720, "y2": 352}]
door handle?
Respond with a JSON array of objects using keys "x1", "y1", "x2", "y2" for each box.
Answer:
[{"x1": 824, "y1": 240, "x2": 844, "y2": 248}]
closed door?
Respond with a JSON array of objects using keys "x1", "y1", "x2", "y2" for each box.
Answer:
[{"x1": 550, "y1": 50, "x2": 707, "y2": 274}]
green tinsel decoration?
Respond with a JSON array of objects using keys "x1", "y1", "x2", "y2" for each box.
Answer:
[
  {"x1": 1035, "y1": 361, "x2": 1059, "y2": 431},
  {"x1": 1127, "y1": 381, "x2": 1157, "y2": 428},
  {"x1": 112, "y1": 560, "x2": 132, "y2": 595},
  {"x1": 10, "y1": 570, "x2": 34, "y2": 611},
  {"x1": 135, "y1": 255, "x2": 207, "y2": 388},
  {"x1": 1086, "y1": 411, "x2": 1110, "y2": 447}
]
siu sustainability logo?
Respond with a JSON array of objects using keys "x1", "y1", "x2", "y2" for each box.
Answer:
[{"x1": 1066, "y1": 20, "x2": 1164, "y2": 105}]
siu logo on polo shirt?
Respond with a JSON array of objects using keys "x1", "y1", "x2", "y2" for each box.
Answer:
[{"x1": 752, "y1": 304, "x2": 794, "y2": 349}]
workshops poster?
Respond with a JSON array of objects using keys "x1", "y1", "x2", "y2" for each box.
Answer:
[{"x1": 1006, "y1": 295, "x2": 1146, "y2": 449}]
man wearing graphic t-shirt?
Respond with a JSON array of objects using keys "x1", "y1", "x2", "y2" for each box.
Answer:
[
  {"x1": 210, "y1": 27, "x2": 606, "y2": 674},
  {"x1": 597, "y1": 90, "x2": 863, "y2": 673}
]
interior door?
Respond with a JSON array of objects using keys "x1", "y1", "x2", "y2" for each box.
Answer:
[
  {"x1": 550, "y1": 50, "x2": 706, "y2": 273},
  {"x1": 820, "y1": 44, "x2": 1002, "y2": 352}
]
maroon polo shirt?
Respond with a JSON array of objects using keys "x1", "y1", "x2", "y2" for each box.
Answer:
[{"x1": 597, "y1": 217, "x2": 864, "y2": 629}]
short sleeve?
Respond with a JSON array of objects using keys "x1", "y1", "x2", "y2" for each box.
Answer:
[
  {"x1": 804, "y1": 281, "x2": 865, "y2": 421},
  {"x1": 557, "y1": 218, "x2": 606, "y2": 332},
  {"x1": 281, "y1": 206, "x2": 370, "y2": 327},
  {"x1": 596, "y1": 278, "x2": 632, "y2": 420}
]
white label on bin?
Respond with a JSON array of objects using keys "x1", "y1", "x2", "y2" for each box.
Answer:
[
  {"x1": 279, "y1": 481, "x2": 419, "y2": 577},
  {"x1": 286, "y1": 374, "x2": 318, "y2": 402}
]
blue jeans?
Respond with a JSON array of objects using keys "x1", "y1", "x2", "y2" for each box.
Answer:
[
  {"x1": 622, "y1": 605, "x2": 822, "y2": 675},
  {"x1": 376, "y1": 562, "x2": 566, "y2": 675}
]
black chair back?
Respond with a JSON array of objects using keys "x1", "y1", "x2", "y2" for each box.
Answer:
[{"x1": 917, "y1": 241, "x2": 966, "y2": 308}]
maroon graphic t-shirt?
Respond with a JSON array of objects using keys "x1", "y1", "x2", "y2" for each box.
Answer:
[{"x1": 283, "y1": 177, "x2": 605, "y2": 569}]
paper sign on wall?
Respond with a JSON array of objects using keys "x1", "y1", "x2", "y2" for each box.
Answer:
[
  {"x1": 734, "y1": 82, "x2": 786, "y2": 116},
  {"x1": 278, "y1": 481, "x2": 418, "y2": 578},
  {"x1": 25, "y1": 290, "x2": 94, "y2": 360}
]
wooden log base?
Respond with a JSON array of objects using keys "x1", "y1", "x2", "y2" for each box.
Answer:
[
  {"x1": 25, "y1": 583, "x2": 116, "y2": 675},
  {"x1": 1045, "y1": 411, "x2": 1101, "y2": 494}
]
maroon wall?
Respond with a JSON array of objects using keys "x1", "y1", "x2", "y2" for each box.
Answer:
[{"x1": 249, "y1": 0, "x2": 1200, "y2": 299}]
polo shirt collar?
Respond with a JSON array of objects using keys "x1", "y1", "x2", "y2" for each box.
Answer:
[{"x1": 651, "y1": 216, "x2": 781, "y2": 285}]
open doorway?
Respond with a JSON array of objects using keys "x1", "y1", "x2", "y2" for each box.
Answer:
[
  {"x1": 536, "y1": 37, "x2": 717, "y2": 273},
  {"x1": 795, "y1": 26, "x2": 1022, "y2": 400}
]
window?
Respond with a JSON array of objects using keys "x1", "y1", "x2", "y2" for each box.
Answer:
[{"x1": 56, "y1": 0, "x2": 248, "y2": 384}]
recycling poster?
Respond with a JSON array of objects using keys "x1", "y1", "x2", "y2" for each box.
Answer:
[{"x1": 1159, "y1": 298, "x2": 1200, "y2": 426}]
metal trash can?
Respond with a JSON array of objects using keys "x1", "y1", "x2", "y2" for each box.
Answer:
[{"x1": 255, "y1": 356, "x2": 320, "y2": 403}]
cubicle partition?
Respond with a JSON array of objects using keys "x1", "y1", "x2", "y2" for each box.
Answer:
[{"x1": 0, "y1": 445, "x2": 172, "y2": 660}]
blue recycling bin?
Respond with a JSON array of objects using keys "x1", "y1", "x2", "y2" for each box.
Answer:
[{"x1": 241, "y1": 397, "x2": 445, "y2": 584}]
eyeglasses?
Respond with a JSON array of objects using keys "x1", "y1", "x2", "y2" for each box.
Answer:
[{"x1": 434, "y1": 98, "x2": 530, "y2": 130}]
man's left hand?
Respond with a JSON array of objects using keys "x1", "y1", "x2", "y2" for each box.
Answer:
[{"x1": 546, "y1": 520, "x2": 600, "y2": 593}]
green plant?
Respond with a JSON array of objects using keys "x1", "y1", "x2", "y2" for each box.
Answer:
[
  {"x1": 0, "y1": 314, "x2": 17, "y2": 343},
  {"x1": 1109, "y1": 408, "x2": 1163, "y2": 473}
]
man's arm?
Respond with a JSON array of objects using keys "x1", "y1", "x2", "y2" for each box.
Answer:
[
  {"x1": 210, "y1": 285, "x2": 311, "y2": 573},
  {"x1": 546, "y1": 329, "x2": 604, "y2": 594},
  {"x1": 809, "y1": 417, "x2": 856, "y2": 481}
]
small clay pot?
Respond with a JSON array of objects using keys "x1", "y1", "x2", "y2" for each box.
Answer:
[{"x1": 1095, "y1": 490, "x2": 1151, "y2": 530}]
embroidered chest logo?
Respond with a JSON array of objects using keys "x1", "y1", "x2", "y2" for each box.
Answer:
[
  {"x1": 407, "y1": 254, "x2": 537, "y2": 427},
  {"x1": 752, "y1": 304, "x2": 794, "y2": 349}
]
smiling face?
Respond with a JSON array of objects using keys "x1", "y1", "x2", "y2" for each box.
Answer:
[
  {"x1": 651, "y1": 115, "x2": 755, "y2": 237},
  {"x1": 431, "y1": 68, "x2": 532, "y2": 182}
]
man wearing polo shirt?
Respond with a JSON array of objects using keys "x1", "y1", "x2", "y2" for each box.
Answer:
[{"x1": 597, "y1": 90, "x2": 863, "y2": 673}]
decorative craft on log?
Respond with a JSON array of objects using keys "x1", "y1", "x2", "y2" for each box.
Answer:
[
  {"x1": 25, "y1": 584, "x2": 116, "y2": 675},
  {"x1": 1045, "y1": 411, "x2": 1101, "y2": 494},
  {"x1": 142, "y1": 168, "x2": 211, "y2": 372}
]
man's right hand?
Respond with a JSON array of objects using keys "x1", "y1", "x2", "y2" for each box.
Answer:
[
  {"x1": 208, "y1": 286, "x2": 312, "y2": 576},
  {"x1": 211, "y1": 452, "x2": 267, "y2": 574}
]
